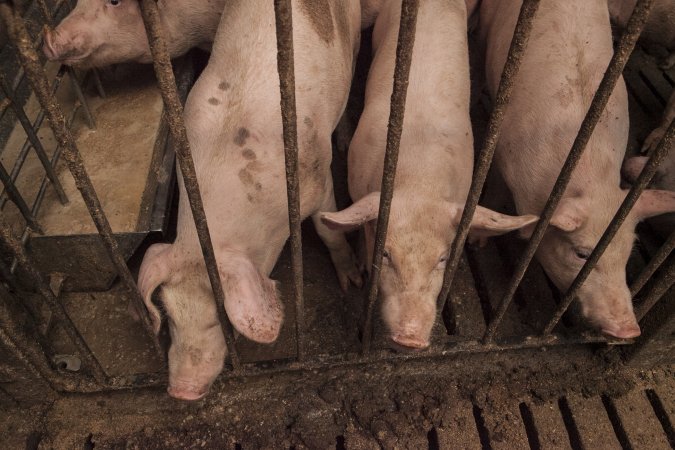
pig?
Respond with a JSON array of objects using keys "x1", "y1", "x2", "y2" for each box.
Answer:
[
  {"x1": 360, "y1": 0, "x2": 481, "y2": 29},
  {"x1": 641, "y1": 90, "x2": 675, "y2": 154},
  {"x1": 479, "y1": 0, "x2": 675, "y2": 339},
  {"x1": 320, "y1": 0, "x2": 537, "y2": 350},
  {"x1": 608, "y1": 0, "x2": 675, "y2": 68},
  {"x1": 42, "y1": 0, "x2": 226, "y2": 68},
  {"x1": 138, "y1": 0, "x2": 362, "y2": 400}
]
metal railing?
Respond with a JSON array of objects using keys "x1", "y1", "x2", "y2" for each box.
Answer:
[{"x1": 0, "y1": 0, "x2": 672, "y2": 395}]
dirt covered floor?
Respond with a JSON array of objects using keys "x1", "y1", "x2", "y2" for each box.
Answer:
[{"x1": 1, "y1": 348, "x2": 673, "y2": 449}]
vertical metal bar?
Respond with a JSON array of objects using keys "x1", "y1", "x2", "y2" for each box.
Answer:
[
  {"x1": 483, "y1": 0, "x2": 656, "y2": 343},
  {"x1": 138, "y1": 0, "x2": 240, "y2": 369},
  {"x1": 361, "y1": 0, "x2": 419, "y2": 355},
  {"x1": 635, "y1": 255, "x2": 675, "y2": 321},
  {"x1": 543, "y1": 116, "x2": 675, "y2": 335},
  {"x1": 0, "y1": 3, "x2": 164, "y2": 362},
  {"x1": 437, "y1": 0, "x2": 541, "y2": 327},
  {"x1": 0, "y1": 214, "x2": 107, "y2": 384},
  {"x1": 0, "y1": 161, "x2": 43, "y2": 232},
  {"x1": 273, "y1": 0, "x2": 305, "y2": 361},
  {"x1": 0, "y1": 74, "x2": 68, "y2": 204},
  {"x1": 66, "y1": 67, "x2": 96, "y2": 129},
  {"x1": 630, "y1": 229, "x2": 675, "y2": 297},
  {"x1": 91, "y1": 68, "x2": 106, "y2": 98}
]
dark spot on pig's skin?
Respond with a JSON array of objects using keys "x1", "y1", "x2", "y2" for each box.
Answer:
[
  {"x1": 242, "y1": 148, "x2": 256, "y2": 160},
  {"x1": 234, "y1": 127, "x2": 250, "y2": 146},
  {"x1": 218, "y1": 81, "x2": 230, "y2": 91},
  {"x1": 299, "y1": 0, "x2": 334, "y2": 44},
  {"x1": 304, "y1": 116, "x2": 313, "y2": 127},
  {"x1": 208, "y1": 97, "x2": 220, "y2": 105},
  {"x1": 247, "y1": 193, "x2": 255, "y2": 203},
  {"x1": 255, "y1": 182, "x2": 262, "y2": 191},
  {"x1": 239, "y1": 168, "x2": 255, "y2": 186}
]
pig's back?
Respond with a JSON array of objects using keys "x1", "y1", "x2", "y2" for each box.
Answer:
[
  {"x1": 350, "y1": 0, "x2": 473, "y2": 201},
  {"x1": 480, "y1": 0, "x2": 628, "y2": 211}
]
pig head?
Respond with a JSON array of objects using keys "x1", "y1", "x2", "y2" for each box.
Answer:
[
  {"x1": 138, "y1": 243, "x2": 283, "y2": 400},
  {"x1": 43, "y1": 0, "x2": 150, "y2": 68},
  {"x1": 322, "y1": 192, "x2": 537, "y2": 349}
]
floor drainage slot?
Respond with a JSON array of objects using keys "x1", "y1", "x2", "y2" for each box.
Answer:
[
  {"x1": 645, "y1": 389, "x2": 675, "y2": 448},
  {"x1": 519, "y1": 402, "x2": 541, "y2": 450},
  {"x1": 558, "y1": 397, "x2": 584, "y2": 450},
  {"x1": 472, "y1": 404, "x2": 492, "y2": 450},
  {"x1": 601, "y1": 395, "x2": 633, "y2": 450}
]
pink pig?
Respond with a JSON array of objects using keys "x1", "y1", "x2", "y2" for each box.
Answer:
[
  {"x1": 138, "y1": 0, "x2": 362, "y2": 400},
  {"x1": 42, "y1": 0, "x2": 225, "y2": 68},
  {"x1": 321, "y1": 0, "x2": 537, "y2": 350},
  {"x1": 480, "y1": 0, "x2": 675, "y2": 338}
]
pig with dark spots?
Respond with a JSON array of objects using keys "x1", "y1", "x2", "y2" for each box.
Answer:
[
  {"x1": 321, "y1": 0, "x2": 537, "y2": 351},
  {"x1": 480, "y1": 0, "x2": 675, "y2": 339},
  {"x1": 138, "y1": 0, "x2": 362, "y2": 400},
  {"x1": 42, "y1": 0, "x2": 225, "y2": 68}
]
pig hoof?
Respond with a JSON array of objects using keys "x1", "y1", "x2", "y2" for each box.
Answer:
[
  {"x1": 641, "y1": 130, "x2": 665, "y2": 154},
  {"x1": 337, "y1": 264, "x2": 363, "y2": 292}
]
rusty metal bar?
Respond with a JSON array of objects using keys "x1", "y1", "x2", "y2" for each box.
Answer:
[
  {"x1": 543, "y1": 115, "x2": 675, "y2": 334},
  {"x1": 0, "y1": 74, "x2": 68, "y2": 204},
  {"x1": 630, "y1": 229, "x2": 675, "y2": 296},
  {"x1": 65, "y1": 66, "x2": 95, "y2": 129},
  {"x1": 0, "y1": 160, "x2": 43, "y2": 232},
  {"x1": 635, "y1": 255, "x2": 675, "y2": 321},
  {"x1": 0, "y1": 65, "x2": 66, "y2": 208},
  {"x1": 273, "y1": 0, "x2": 306, "y2": 361},
  {"x1": 0, "y1": 213, "x2": 107, "y2": 383},
  {"x1": 10, "y1": 104, "x2": 77, "y2": 274},
  {"x1": 438, "y1": 0, "x2": 541, "y2": 331},
  {"x1": 0, "y1": 2, "x2": 164, "y2": 362},
  {"x1": 483, "y1": 0, "x2": 656, "y2": 343},
  {"x1": 361, "y1": 0, "x2": 419, "y2": 354},
  {"x1": 91, "y1": 68, "x2": 106, "y2": 98},
  {"x1": 138, "y1": 0, "x2": 240, "y2": 369}
]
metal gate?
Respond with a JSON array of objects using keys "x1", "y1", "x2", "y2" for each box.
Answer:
[{"x1": 0, "y1": 0, "x2": 673, "y2": 397}]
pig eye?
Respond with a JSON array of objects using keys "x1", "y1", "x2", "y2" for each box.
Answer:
[
  {"x1": 574, "y1": 248, "x2": 591, "y2": 260},
  {"x1": 108, "y1": 0, "x2": 121, "y2": 6},
  {"x1": 382, "y1": 250, "x2": 391, "y2": 260}
]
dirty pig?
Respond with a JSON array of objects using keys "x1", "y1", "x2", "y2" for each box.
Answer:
[{"x1": 138, "y1": 0, "x2": 362, "y2": 400}]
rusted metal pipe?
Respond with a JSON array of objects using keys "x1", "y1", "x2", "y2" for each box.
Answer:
[
  {"x1": 630, "y1": 229, "x2": 675, "y2": 297},
  {"x1": 273, "y1": 0, "x2": 306, "y2": 361},
  {"x1": 437, "y1": 0, "x2": 541, "y2": 331},
  {"x1": 634, "y1": 256, "x2": 675, "y2": 322},
  {"x1": 543, "y1": 115, "x2": 674, "y2": 335},
  {"x1": 0, "y1": 74, "x2": 68, "y2": 204},
  {"x1": 483, "y1": 0, "x2": 656, "y2": 343},
  {"x1": 138, "y1": 0, "x2": 240, "y2": 369},
  {"x1": 361, "y1": 0, "x2": 419, "y2": 355},
  {"x1": 0, "y1": 214, "x2": 108, "y2": 384},
  {"x1": 0, "y1": 161, "x2": 43, "y2": 232},
  {"x1": 0, "y1": 2, "x2": 164, "y2": 361}
]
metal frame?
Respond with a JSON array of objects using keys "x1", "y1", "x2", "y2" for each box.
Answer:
[{"x1": 0, "y1": 0, "x2": 672, "y2": 395}]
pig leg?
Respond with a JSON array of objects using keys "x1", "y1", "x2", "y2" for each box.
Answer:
[
  {"x1": 642, "y1": 91, "x2": 675, "y2": 154},
  {"x1": 312, "y1": 178, "x2": 363, "y2": 292}
]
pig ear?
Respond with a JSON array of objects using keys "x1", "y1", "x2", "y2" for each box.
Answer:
[
  {"x1": 137, "y1": 243, "x2": 174, "y2": 334},
  {"x1": 622, "y1": 156, "x2": 649, "y2": 183},
  {"x1": 320, "y1": 191, "x2": 381, "y2": 232},
  {"x1": 545, "y1": 197, "x2": 588, "y2": 234},
  {"x1": 634, "y1": 189, "x2": 675, "y2": 219},
  {"x1": 466, "y1": 205, "x2": 539, "y2": 241},
  {"x1": 219, "y1": 256, "x2": 284, "y2": 344}
]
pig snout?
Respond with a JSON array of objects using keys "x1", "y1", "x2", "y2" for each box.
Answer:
[
  {"x1": 42, "y1": 25, "x2": 88, "y2": 64},
  {"x1": 601, "y1": 319, "x2": 641, "y2": 339},
  {"x1": 42, "y1": 27, "x2": 59, "y2": 61},
  {"x1": 167, "y1": 381, "x2": 209, "y2": 401},
  {"x1": 579, "y1": 289, "x2": 641, "y2": 339},
  {"x1": 382, "y1": 293, "x2": 434, "y2": 351}
]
